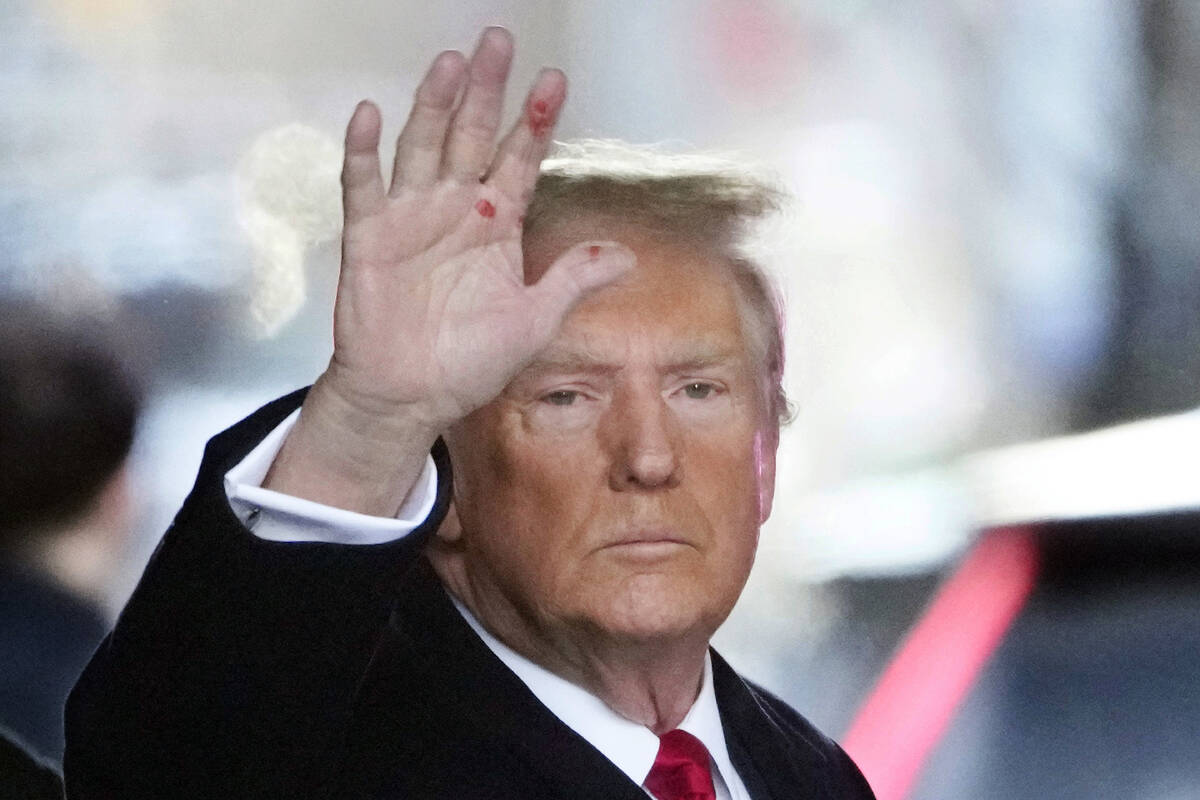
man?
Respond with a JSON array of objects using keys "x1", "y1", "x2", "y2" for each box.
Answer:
[
  {"x1": 65, "y1": 28, "x2": 874, "y2": 799},
  {"x1": 1, "y1": 298, "x2": 139, "y2": 765}
]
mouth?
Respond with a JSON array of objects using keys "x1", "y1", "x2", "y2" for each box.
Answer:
[{"x1": 599, "y1": 531, "x2": 694, "y2": 560}]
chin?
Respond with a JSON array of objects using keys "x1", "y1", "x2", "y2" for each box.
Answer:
[{"x1": 584, "y1": 574, "x2": 727, "y2": 646}]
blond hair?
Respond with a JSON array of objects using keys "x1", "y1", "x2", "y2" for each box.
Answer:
[{"x1": 526, "y1": 140, "x2": 791, "y2": 428}]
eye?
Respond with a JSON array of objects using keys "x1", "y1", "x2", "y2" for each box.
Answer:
[
  {"x1": 542, "y1": 390, "x2": 579, "y2": 406},
  {"x1": 682, "y1": 382, "x2": 716, "y2": 400}
]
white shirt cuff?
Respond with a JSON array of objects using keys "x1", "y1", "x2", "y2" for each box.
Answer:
[{"x1": 222, "y1": 408, "x2": 438, "y2": 545}]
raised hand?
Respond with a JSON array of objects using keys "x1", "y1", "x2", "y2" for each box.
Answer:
[{"x1": 263, "y1": 28, "x2": 635, "y2": 515}]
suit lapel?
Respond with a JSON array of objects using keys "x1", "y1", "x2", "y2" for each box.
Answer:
[
  {"x1": 339, "y1": 556, "x2": 648, "y2": 800},
  {"x1": 712, "y1": 650, "x2": 840, "y2": 800}
]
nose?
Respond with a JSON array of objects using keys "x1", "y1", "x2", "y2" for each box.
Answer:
[{"x1": 605, "y1": 387, "x2": 681, "y2": 490}]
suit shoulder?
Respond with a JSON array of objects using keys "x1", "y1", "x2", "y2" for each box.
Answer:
[
  {"x1": 741, "y1": 680, "x2": 876, "y2": 798},
  {"x1": 741, "y1": 679, "x2": 832, "y2": 749}
]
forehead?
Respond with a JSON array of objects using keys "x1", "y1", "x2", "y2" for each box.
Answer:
[{"x1": 525, "y1": 219, "x2": 748, "y2": 358}]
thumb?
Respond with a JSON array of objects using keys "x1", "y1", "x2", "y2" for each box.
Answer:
[{"x1": 527, "y1": 240, "x2": 636, "y2": 324}]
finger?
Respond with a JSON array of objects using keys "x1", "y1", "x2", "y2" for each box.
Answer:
[
  {"x1": 342, "y1": 100, "x2": 386, "y2": 221},
  {"x1": 390, "y1": 50, "x2": 468, "y2": 192},
  {"x1": 484, "y1": 68, "x2": 566, "y2": 202},
  {"x1": 527, "y1": 241, "x2": 637, "y2": 327},
  {"x1": 441, "y1": 27, "x2": 514, "y2": 181}
]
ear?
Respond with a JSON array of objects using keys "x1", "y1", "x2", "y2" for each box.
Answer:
[{"x1": 755, "y1": 428, "x2": 778, "y2": 525}]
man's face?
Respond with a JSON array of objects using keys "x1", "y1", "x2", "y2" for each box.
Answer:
[{"x1": 444, "y1": 222, "x2": 777, "y2": 650}]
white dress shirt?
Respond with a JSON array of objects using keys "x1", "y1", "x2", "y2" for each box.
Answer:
[{"x1": 223, "y1": 412, "x2": 750, "y2": 799}]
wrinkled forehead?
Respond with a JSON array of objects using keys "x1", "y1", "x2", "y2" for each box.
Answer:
[
  {"x1": 525, "y1": 220, "x2": 747, "y2": 350},
  {"x1": 524, "y1": 216, "x2": 763, "y2": 371}
]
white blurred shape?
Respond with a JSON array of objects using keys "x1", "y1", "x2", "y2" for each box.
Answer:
[
  {"x1": 236, "y1": 123, "x2": 342, "y2": 244},
  {"x1": 243, "y1": 207, "x2": 306, "y2": 337},
  {"x1": 963, "y1": 408, "x2": 1200, "y2": 525},
  {"x1": 235, "y1": 123, "x2": 343, "y2": 336}
]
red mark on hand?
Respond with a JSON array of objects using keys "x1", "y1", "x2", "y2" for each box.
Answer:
[
  {"x1": 527, "y1": 96, "x2": 555, "y2": 138},
  {"x1": 475, "y1": 199, "x2": 496, "y2": 218},
  {"x1": 588, "y1": 245, "x2": 601, "y2": 258}
]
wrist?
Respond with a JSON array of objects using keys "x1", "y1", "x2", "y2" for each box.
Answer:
[{"x1": 262, "y1": 374, "x2": 442, "y2": 516}]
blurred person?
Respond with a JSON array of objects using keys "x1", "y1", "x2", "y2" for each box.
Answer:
[
  {"x1": 65, "y1": 29, "x2": 873, "y2": 800},
  {"x1": 0, "y1": 298, "x2": 141, "y2": 764}
]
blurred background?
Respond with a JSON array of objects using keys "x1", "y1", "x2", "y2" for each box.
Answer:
[{"x1": 1, "y1": 0, "x2": 1198, "y2": 795}]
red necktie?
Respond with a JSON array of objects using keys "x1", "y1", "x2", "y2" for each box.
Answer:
[{"x1": 643, "y1": 729, "x2": 717, "y2": 800}]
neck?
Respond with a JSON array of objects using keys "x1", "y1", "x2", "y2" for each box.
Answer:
[{"x1": 428, "y1": 543, "x2": 708, "y2": 734}]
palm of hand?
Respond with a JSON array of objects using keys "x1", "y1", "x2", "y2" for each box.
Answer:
[{"x1": 332, "y1": 185, "x2": 530, "y2": 423}]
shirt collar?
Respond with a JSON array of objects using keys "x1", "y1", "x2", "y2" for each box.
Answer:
[{"x1": 452, "y1": 599, "x2": 737, "y2": 790}]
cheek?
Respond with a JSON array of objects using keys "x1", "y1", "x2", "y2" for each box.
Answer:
[
  {"x1": 691, "y1": 431, "x2": 766, "y2": 557},
  {"x1": 468, "y1": 452, "x2": 606, "y2": 619},
  {"x1": 694, "y1": 424, "x2": 761, "y2": 496},
  {"x1": 500, "y1": 428, "x2": 601, "y2": 518},
  {"x1": 449, "y1": 408, "x2": 574, "y2": 514},
  {"x1": 702, "y1": 444, "x2": 763, "y2": 560},
  {"x1": 454, "y1": 420, "x2": 601, "y2": 565}
]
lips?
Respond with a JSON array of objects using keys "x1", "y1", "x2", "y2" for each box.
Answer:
[
  {"x1": 609, "y1": 528, "x2": 684, "y2": 544},
  {"x1": 599, "y1": 531, "x2": 695, "y2": 557}
]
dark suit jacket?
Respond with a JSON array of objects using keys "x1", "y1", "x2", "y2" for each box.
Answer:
[{"x1": 64, "y1": 390, "x2": 874, "y2": 799}]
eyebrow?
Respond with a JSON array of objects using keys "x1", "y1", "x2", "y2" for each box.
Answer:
[
  {"x1": 520, "y1": 351, "x2": 620, "y2": 378},
  {"x1": 661, "y1": 350, "x2": 743, "y2": 375},
  {"x1": 523, "y1": 342, "x2": 743, "y2": 378}
]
